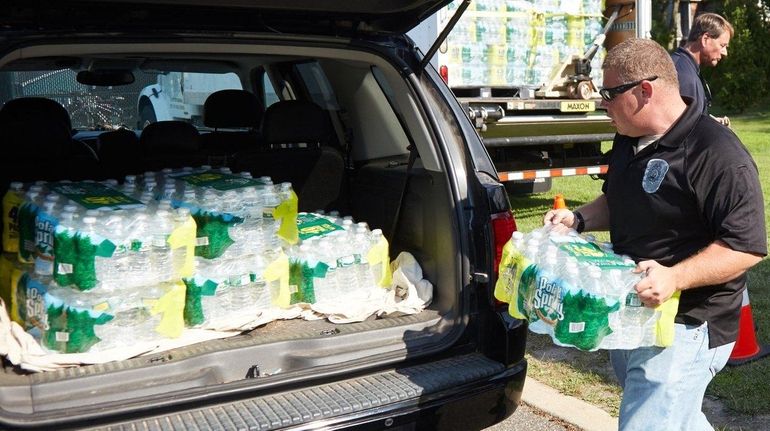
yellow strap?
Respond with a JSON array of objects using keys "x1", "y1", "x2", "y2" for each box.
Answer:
[
  {"x1": 366, "y1": 236, "x2": 392, "y2": 287},
  {"x1": 275, "y1": 190, "x2": 299, "y2": 245},
  {"x1": 167, "y1": 216, "x2": 198, "y2": 278},
  {"x1": 654, "y1": 291, "x2": 681, "y2": 347},
  {"x1": 2, "y1": 192, "x2": 23, "y2": 253},
  {"x1": 150, "y1": 282, "x2": 187, "y2": 338},
  {"x1": 493, "y1": 240, "x2": 529, "y2": 320},
  {"x1": 494, "y1": 240, "x2": 516, "y2": 303},
  {"x1": 264, "y1": 251, "x2": 291, "y2": 308},
  {"x1": 0, "y1": 254, "x2": 13, "y2": 319}
]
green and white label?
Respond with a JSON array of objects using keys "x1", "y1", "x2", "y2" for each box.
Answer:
[
  {"x1": 296, "y1": 213, "x2": 343, "y2": 240},
  {"x1": 172, "y1": 171, "x2": 265, "y2": 191},
  {"x1": 48, "y1": 182, "x2": 144, "y2": 210}
]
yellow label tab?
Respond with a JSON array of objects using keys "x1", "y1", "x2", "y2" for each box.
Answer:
[
  {"x1": 92, "y1": 302, "x2": 110, "y2": 313},
  {"x1": 2, "y1": 190, "x2": 23, "y2": 253},
  {"x1": 560, "y1": 101, "x2": 595, "y2": 112},
  {"x1": 264, "y1": 251, "x2": 291, "y2": 308},
  {"x1": 151, "y1": 282, "x2": 186, "y2": 338}
]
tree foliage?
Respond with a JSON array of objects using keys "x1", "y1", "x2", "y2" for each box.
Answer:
[
  {"x1": 707, "y1": 0, "x2": 770, "y2": 112},
  {"x1": 651, "y1": 0, "x2": 770, "y2": 113}
]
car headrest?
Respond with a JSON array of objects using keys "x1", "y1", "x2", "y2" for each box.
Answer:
[
  {"x1": 0, "y1": 97, "x2": 74, "y2": 159},
  {"x1": 262, "y1": 100, "x2": 331, "y2": 146},
  {"x1": 98, "y1": 128, "x2": 140, "y2": 159},
  {"x1": 203, "y1": 89, "x2": 262, "y2": 129},
  {"x1": 139, "y1": 121, "x2": 201, "y2": 154}
]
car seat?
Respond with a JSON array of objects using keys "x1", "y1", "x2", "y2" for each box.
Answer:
[{"x1": 233, "y1": 100, "x2": 345, "y2": 211}]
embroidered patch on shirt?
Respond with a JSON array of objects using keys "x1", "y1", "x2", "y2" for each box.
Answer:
[{"x1": 642, "y1": 159, "x2": 669, "y2": 193}]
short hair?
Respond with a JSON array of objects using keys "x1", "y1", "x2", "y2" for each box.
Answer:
[
  {"x1": 687, "y1": 12, "x2": 734, "y2": 42},
  {"x1": 602, "y1": 38, "x2": 679, "y2": 90}
]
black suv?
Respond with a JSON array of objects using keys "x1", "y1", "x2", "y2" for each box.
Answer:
[{"x1": 0, "y1": 1, "x2": 527, "y2": 429}]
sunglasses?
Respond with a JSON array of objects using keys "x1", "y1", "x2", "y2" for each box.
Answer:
[{"x1": 599, "y1": 76, "x2": 658, "y2": 101}]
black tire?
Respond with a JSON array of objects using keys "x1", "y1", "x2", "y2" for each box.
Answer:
[
  {"x1": 139, "y1": 102, "x2": 157, "y2": 129},
  {"x1": 504, "y1": 177, "x2": 553, "y2": 195}
]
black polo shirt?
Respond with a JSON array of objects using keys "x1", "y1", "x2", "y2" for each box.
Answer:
[
  {"x1": 671, "y1": 47, "x2": 711, "y2": 115},
  {"x1": 602, "y1": 101, "x2": 767, "y2": 348}
]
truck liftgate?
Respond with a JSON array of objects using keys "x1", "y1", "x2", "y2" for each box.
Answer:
[{"x1": 463, "y1": 98, "x2": 615, "y2": 192}]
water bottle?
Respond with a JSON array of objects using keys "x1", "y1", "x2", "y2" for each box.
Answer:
[
  {"x1": 52, "y1": 206, "x2": 81, "y2": 286},
  {"x1": 618, "y1": 269, "x2": 656, "y2": 347},
  {"x1": 226, "y1": 269, "x2": 254, "y2": 313},
  {"x1": 510, "y1": 231, "x2": 525, "y2": 251},
  {"x1": 241, "y1": 186, "x2": 263, "y2": 249},
  {"x1": 150, "y1": 210, "x2": 174, "y2": 284},
  {"x1": 100, "y1": 213, "x2": 130, "y2": 289},
  {"x1": 352, "y1": 231, "x2": 373, "y2": 289},
  {"x1": 251, "y1": 250, "x2": 271, "y2": 309},
  {"x1": 171, "y1": 207, "x2": 192, "y2": 278},
  {"x1": 333, "y1": 234, "x2": 358, "y2": 295},
  {"x1": 127, "y1": 212, "x2": 152, "y2": 286},
  {"x1": 368, "y1": 229, "x2": 385, "y2": 287},
  {"x1": 34, "y1": 197, "x2": 61, "y2": 276},
  {"x1": 312, "y1": 236, "x2": 338, "y2": 302},
  {"x1": 262, "y1": 185, "x2": 281, "y2": 249}
]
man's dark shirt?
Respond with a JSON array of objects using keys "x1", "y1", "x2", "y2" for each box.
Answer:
[
  {"x1": 602, "y1": 100, "x2": 767, "y2": 348},
  {"x1": 671, "y1": 47, "x2": 711, "y2": 115}
]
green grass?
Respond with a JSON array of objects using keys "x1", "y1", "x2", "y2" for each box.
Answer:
[{"x1": 510, "y1": 100, "x2": 770, "y2": 416}]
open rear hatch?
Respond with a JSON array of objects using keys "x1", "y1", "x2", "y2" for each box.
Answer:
[{"x1": 2, "y1": 0, "x2": 451, "y2": 35}]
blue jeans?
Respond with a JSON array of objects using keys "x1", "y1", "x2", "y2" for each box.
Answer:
[{"x1": 609, "y1": 322, "x2": 734, "y2": 431}]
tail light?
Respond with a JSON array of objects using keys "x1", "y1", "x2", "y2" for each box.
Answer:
[
  {"x1": 439, "y1": 65, "x2": 449, "y2": 84},
  {"x1": 490, "y1": 210, "x2": 517, "y2": 277}
]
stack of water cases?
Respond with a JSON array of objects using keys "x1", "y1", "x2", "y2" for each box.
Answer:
[
  {"x1": 286, "y1": 212, "x2": 392, "y2": 305},
  {"x1": 494, "y1": 226, "x2": 661, "y2": 351},
  {"x1": 165, "y1": 167, "x2": 299, "y2": 328},
  {"x1": 0, "y1": 167, "x2": 392, "y2": 353},
  {"x1": 441, "y1": 0, "x2": 605, "y2": 87},
  {"x1": 1, "y1": 178, "x2": 193, "y2": 353}
]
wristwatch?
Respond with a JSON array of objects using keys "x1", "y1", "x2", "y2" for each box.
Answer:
[{"x1": 573, "y1": 211, "x2": 585, "y2": 233}]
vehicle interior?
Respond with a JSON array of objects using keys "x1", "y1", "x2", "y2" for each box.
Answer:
[{"x1": 0, "y1": 38, "x2": 474, "y2": 416}]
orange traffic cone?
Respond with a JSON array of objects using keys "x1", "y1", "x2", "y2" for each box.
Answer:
[
  {"x1": 727, "y1": 289, "x2": 770, "y2": 366},
  {"x1": 553, "y1": 194, "x2": 567, "y2": 210}
]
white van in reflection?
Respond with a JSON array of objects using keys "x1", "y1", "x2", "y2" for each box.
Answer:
[{"x1": 136, "y1": 71, "x2": 242, "y2": 128}]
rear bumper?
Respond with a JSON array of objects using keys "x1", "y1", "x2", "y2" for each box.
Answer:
[{"x1": 64, "y1": 354, "x2": 526, "y2": 431}]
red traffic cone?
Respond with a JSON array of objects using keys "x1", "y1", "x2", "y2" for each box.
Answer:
[
  {"x1": 553, "y1": 194, "x2": 567, "y2": 210},
  {"x1": 727, "y1": 289, "x2": 770, "y2": 366}
]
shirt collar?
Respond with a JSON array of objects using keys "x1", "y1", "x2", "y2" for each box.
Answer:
[
  {"x1": 675, "y1": 46, "x2": 699, "y2": 69},
  {"x1": 656, "y1": 96, "x2": 702, "y2": 149}
]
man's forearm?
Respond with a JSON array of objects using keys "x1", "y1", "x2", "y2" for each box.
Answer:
[
  {"x1": 671, "y1": 240, "x2": 763, "y2": 291},
  {"x1": 575, "y1": 194, "x2": 610, "y2": 232}
]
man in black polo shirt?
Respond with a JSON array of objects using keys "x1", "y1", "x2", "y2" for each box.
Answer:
[
  {"x1": 671, "y1": 12, "x2": 733, "y2": 125},
  {"x1": 544, "y1": 38, "x2": 766, "y2": 430}
]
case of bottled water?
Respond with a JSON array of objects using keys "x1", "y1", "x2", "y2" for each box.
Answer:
[
  {"x1": 286, "y1": 212, "x2": 392, "y2": 305},
  {"x1": 494, "y1": 225, "x2": 674, "y2": 351},
  {"x1": 14, "y1": 270, "x2": 185, "y2": 353}
]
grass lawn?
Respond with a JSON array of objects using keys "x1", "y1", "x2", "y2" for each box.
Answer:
[{"x1": 508, "y1": 101, "x2": 770, "y2": 416}]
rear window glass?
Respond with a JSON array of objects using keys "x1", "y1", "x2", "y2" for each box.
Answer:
[
  {"x1": 294, "y1": 62, "x2": 339, "y2": 111},
  {"x1": 0, "y1": 70, "x2": 241, "y2": 131}
]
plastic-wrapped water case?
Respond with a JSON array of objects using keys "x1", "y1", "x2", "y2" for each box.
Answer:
[
  {"x1": 15, "y1": 272, "x2": 185, "y2": 353},
  {"x1": 287, "y1": 212, "x2": 393, "y2": 304},
  {"x1": 494, "y1": 225, "x2": 680, "y2": 351}
]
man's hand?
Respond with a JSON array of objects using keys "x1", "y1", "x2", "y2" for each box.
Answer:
[
  {"x1": 710, "y1": 114, "x2": 731, "y2": 127},
  {"x1": 633, "y1": 260, "x2": 678, "y2": 308},
  {"x1": 543, "y1": 208, "x2": 576, "y2": 232}
]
